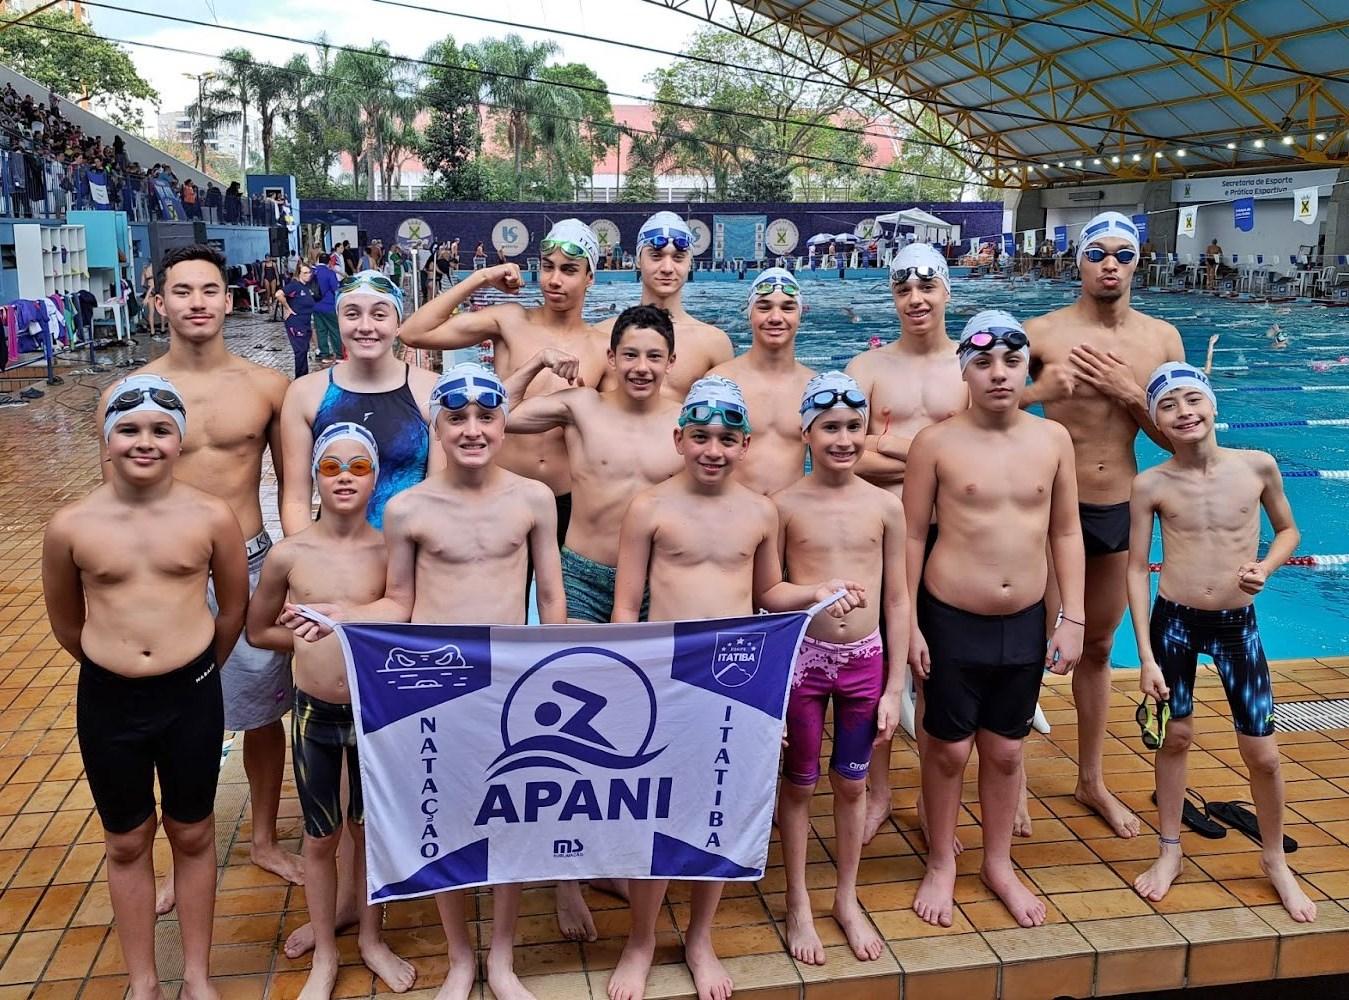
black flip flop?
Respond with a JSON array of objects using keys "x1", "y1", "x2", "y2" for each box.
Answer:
[
  {"x1": 1152, "y1": 788, "x2": 1226, "y2": 839},
  {"x1": 1207, "y1": 799, "x2": 1297, "y2": 853}
]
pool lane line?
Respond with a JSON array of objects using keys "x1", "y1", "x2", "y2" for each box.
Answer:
[
  {"x1": 1282, "y1": 470, "x2": 1349, "y2": 479},
  {"x1": 1216, "y1": 418, "x2": 1349, "y2": 430},
  {"x1": 1150, "y1": 554, "x2": 1349, "y2": 571},
  {"x1": 1215, "y1": 385, "x2": 1349, "y2": 392}
]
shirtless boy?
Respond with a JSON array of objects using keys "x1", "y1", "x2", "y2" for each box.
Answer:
[
  {"x1": 707, "y1": 268, "x2": 815, "y2": 495},
  {"x1": 608, "y1": 375, "x2": 864, "y2": 1000},
  {"x1": 45, "y1": 374, "x2": 248, "y2": 1000},
  {"x1": 906, "y1": 312, "x2": 1086, "y2": 929},
  {"x1": 1127, "y1": 363, "x2": 1315, "y2": 923},
  {"x1": 846, "y1": 242, "x2": 967, "y2": 842},
  {"x1": 593, "y1": 212, "x2": 733, "y2": 397},
  {"x1": 399, "y1": 219, "x2": 610, "y2": 541},
  {"x1": 247, "y1": 423, "x2": 417, "y2": 1000},
  {"x1": 504, "y1": 303, "x2": 683, "y2": 940},
  {"x1": 287, "y1": 362, "x2": 563, "y2": 1000},
  {"x1": 99, "y1": 244, "x2": 297, "y2": 905},
  {"x1": 1024, "y1": 211, "x2": 1184, "y2": 838},
  {"x1": 774, "y1": 372, "x2": 907, "y2": 967}
]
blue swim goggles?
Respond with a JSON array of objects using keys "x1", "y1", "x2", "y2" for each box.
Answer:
[
  {"x1": 679, "y1": 401, "x2": 750, "y2": 432},
  {"x1": 637, "y1": 226, "x2": 692, "y2": 251},
  {"x1": 1082, "y1": 246, "x2": 1137, "y2": 265},
  {"x1": 800, "y1": 388, "x2": 867, "y2": 414},
  {"x1": 431, "y1": 376, "x2": 506, "y2": 412}
]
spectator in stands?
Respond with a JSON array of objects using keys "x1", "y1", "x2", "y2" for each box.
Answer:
[
  {"x1": 182, "y1": 179, "x2": 200, "y2": 219},
  {"x1": 205, "y1": 183, "x2": 222, "y2": 224}
]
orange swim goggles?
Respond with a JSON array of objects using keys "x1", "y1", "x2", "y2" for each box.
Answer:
[{"x1": 316, "y1": 456, "x2": 375, "y2": 478}]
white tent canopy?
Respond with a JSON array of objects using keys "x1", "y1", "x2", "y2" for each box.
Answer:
[{"x1": 875, "y1": 208, "x2": 955, "y2": 233}]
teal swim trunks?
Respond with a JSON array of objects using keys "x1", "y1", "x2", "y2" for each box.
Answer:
[{"x1": 561, "y1": 546, "x2": 648, "y2": 623}]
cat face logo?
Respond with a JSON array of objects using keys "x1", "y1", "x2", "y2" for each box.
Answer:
[{"x1": 379, "y1": 644, "x2": 475, "y2": 691}]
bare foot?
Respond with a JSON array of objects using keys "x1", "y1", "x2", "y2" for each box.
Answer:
[
  {"x1": 862, "y1": 788, "x2": 891, "y2": 845},
  {"x1": 786, "y1": 900, "x2": 825, "y2": 965},
  {"x1": 608, "y1": 934, "x2": 655, "y2": 1000},
  {"x1": 252, "y1": 841, "x2": 305, "y2": 885},
  {"x1": 832, "y1": 895, "x2": 883, "y2": 961},
  {"x1": 285, "y1": 905, "x2": 358, "y2": 959},
  {"x1": 1075, "y1": 781, "x2": 1141, "y2": 838},
  {"x1": 433, "y1": 946, "x2": 477, "y2": 1000},
  {"x1": 1262, "y1": 855, "x2": 1318, "y2": 922},
  {"x1": 1133, "y1": 844, "x2": 1183, "y2": 902},
  {"x1": 487, "y1": 947, "x2": 537, "y2": 1000},
  {"x1": 981, "y1": 862, "x2": 1046, "y2": 927},
  {"x1": 592, "y1": 877, "x2": 631, "y2": 901},
  {"x1": 155, "y1": 872, "x2": 175, "y2": 916},
  {"x1": 686, "y1": 935, "x2": 733, "y2": 1000},
  {"x1": 297, "y1": 950, "x2": 339, "y2": 1000},
  {"x1": 361, "y1": 936, "x2": 416, "y2": 993},
  {"x1": 913, "y1": 862, "x2": 956, "y2": 927},
  {"x1": 179, "y1": 976, "x2": 219, "y2": 1000},
  {"x1": 128, "y1": 976, "x2": 167, "y2": 1000},
  {"x1": 917, "y1": 794, "x2": 964, "y2": 855},
  {"x1": 555, "y1": 880, "x2": 597, "y2": 941}
]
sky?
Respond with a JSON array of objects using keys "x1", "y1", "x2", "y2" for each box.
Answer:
[{"x1": 85, "y1": 0, "x2": 702, "y2": 132}]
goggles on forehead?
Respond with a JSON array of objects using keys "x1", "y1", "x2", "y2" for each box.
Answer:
[
  {"x1": 638, "y1": 227, "x2": 692, "y2": 251},
  {"x1": 339, "y1": 272, "x2": 399, "y2": 295},
  {"x1": 801, "y1": 388, "x2": 868, "y2": 414},
  {"x1": 890, "y1": 265, "x2": 944, "y2": 285},
  {"x1": 431, "y1": 377, "x2": 506, "y2": 413},
  {"x1": 1083, "y1": 246, "x2": 1138, "y2": 265},
  {"x1": 540, "y1": 238, "x2": 589, "y2": 260},
  {"x1": 679, "y1": 401, "x2": 750, "y2": 430},
  {"x1": 960, "y1": 328, "x2": 1029, "y2": 353},
  {"x1": 751, "y1": 278, "x2": 800, "y2": 299},
  {"x1": 109, "y1": 386, "x2": 185, "y2": 416}
]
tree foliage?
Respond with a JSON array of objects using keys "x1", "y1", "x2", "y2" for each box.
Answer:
[{"x1": 0, "y1": 9, "x2": 157, "y2": 132}]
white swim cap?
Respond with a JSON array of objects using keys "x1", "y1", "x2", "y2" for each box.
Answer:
[
  {"x1": 430, "y1": 362, "x2": 510, "y2": 423},
  {"x1": 542, "y1": 218, "x2": 600, "y2": 274},
  {"x1": 747, "y1": 265, "x2": 803, "y2": 307},
  {"x1": 636, "y1": 211, "x2": 693, "y2": 252},
  {"x1": 800, "y1": 371, "x2": 867, "y2": 431},
  {"x1": 103, "y1": 373, "x2": 187, "y2": 442},
  {"x1": 1077, "y1": 211, "x2": 1140, "y2": 266},
  {"x1": 956, "y1": 310, "x2": 1030, "y2": 372},
  {"x1": 1145, "y1": 362, "x2": 1216, "y2": 423},
  {"x1": 680, "y1": 374, "x2": 750, "y2": 433},
  {"x1": 890, "y1": 242, "x2": 950, "y2": 292},
  {"x1": 311, "y1": 421, "x2": 379, "y2": 479}
]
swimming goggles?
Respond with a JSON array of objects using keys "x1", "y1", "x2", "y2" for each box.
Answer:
[
  {"x1": 637, "y1": 227, "x2": 692, "y2": 251},
  {"x1": 750, "y1": 278, "x2": 800, "y2": 298},
  {"x1": 338, "y1": 272, "x2": 400, "y2": 295},
  {"x1": 890, "y1": 265, "x2": 944, "y2": 284},
  {"x1": 316, "y1": 456, "x2": 375, "y2": 478},
  {"x1": 801, "y1": 388, "x2": 868, "y2": 414},
  {"x1": 108, "y1": 386, "x2": 185, "y2": 416},
  {"x1": 1135, "y1": 697, "x2": 1171, "y2": 751},
  {"x1": 960, "y1": 328, "x2": 1029, "y2": 353},
  {"x1": 1082, "y1": 246, "x2": 1138, "y2": 265},
  {"x1": 540, "y1": 238, "x2": 589, "y2": 260},
  {"x1": 431, "y1": 377, "x2": 506, "y2": 412},
  {"x1": 679, "y1": 402, "x2": 750, "y2": 430}
]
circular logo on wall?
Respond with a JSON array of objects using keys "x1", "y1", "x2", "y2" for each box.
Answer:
[
  {"x1": 492, "y1": 218, "x2": 529, "y2": 257},
  {"x1": 765, "y1": 218, "x2": 799, "y2": 255},
  {"x1": 854, "y1": 217, "x2": 880, "y2": 241},
  {"x1": 396, "y1": 217, "x2": 433, "y2": 246},
  {"x1": 688, "y1": 219, "x2": 712, "y2": 256},
  {"x1": 589, "y1": 219, "x2": 621, "y2": 253}
]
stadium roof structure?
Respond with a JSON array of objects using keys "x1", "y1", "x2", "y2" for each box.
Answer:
[{"x1": 645, "y1": 0, "x2": 1349, "y2": 188}]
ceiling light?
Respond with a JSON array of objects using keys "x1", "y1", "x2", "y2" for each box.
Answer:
[
  {"x1": 1154, "y1": 151, "x2": 1163, "y2": 158},
  {"x1": 1056, "y1": 161, "x2": 1065, "y2": 168},
  {"x1": 1074, "y1": 159, "x2": 1083, "y2": 167},
  {"x1": 1093, "y1": 158, "x2": 1102, "y2": 165},
  {"x1": 1176, "y1": 149, "x2": 1187, "y2": 157},
  {"x1": 1132, "y1": 153, "x2": 1142, "y2": 162},
  {"x1": 1111, "y1": 155, "x2": 1120, "y2": 164},
  {"x1": 1316, "y1": 132, "x2": 1327, "y2": 141},
  {"x1": 1253, "y1": 139, "x2": 1265, "y2": 148},
  {"x1": 1226, "y1": 142, "x2": 1237, "y2": 150},
  {"x1": 1282, "y1": 135, "x2": 1295, "y2": 145}
]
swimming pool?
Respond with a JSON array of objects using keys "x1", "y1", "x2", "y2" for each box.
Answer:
[{"x1": 573, "y1": 276, "x2": 1349, "y2": 666}]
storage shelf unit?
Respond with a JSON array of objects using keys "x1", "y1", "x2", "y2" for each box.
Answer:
[{"x1": 14, "y1": 223, "x2": 90, "y2": 300}]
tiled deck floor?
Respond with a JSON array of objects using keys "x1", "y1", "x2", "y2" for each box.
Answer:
[{"x1": 2, "y1": 315, "x2": 1349, "y2": 999}]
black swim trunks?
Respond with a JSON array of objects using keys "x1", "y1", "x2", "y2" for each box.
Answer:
[
  {"x1": 1150, "y1": 595, "x2": 1274, "y2": 737},
  {"x1": 292, "y1": 688, "x2": 364, "y2": 838},
  {"x1": 555, "y1": 492, "x2": 572, "y2": 549},
  {"x1": 77, "y1": 647, "x2": 223, "y2": 834},
  {"x1": 918, "y1": 585, "x2": 1046, "y2": 742},
  {"x1": 1079, "y1": 500, "x2": 1131, "y2": 557}
]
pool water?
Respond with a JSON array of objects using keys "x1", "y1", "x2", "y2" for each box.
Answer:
[{"x1": 575, "y1": 276, "x2": 1349, "y2": 666}]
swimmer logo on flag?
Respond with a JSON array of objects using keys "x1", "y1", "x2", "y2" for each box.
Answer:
[{"x1": 322, "y1": 604, "x2": 832, "y2": 901}]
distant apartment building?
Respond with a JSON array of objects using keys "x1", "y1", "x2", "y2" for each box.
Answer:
[{"x1": 157, "y1": 108, "x2": 259, "y2": 164}]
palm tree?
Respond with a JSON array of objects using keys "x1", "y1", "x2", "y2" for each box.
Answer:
[
  {"x1": 251, "y1": 61, "x2": 292, "y2": 173},
  {"x1": 206, "y1": 47, "x2": 255, "y2": 170},
  {"x1": 329, "y1": 44, "x2": 420, "y2": 200}
]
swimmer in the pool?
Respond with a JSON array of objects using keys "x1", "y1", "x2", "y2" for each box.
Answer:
[
  {"x1": 1267, "y1": 323, "x2": 1288, "y2": 350},
  {"x1": 1126, "y1": 362, "x2": 1315, "y2": 923},
  {"x1": 594, "y1": 212, "x2": 733, "y2": 399},
  {"x1": 774, "y1": 371, "x2": 908, "y2": 967}
]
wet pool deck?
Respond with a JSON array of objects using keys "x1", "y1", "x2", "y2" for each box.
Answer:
[{"x1": 2, "y1": 313, "x2": 1349, "y2": 999}]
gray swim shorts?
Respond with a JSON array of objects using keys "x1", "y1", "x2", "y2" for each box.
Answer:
[{"x1": 207, "y1": 530, "x2": 293, "y2": 731}]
